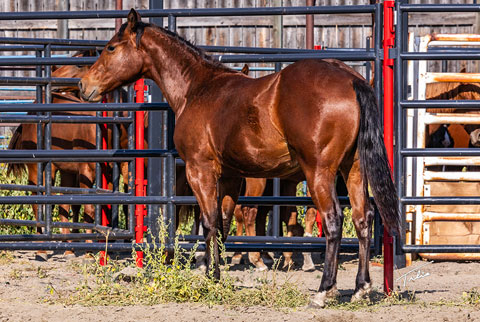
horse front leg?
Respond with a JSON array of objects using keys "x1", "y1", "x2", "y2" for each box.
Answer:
[{"x1": 185, "y1": 162, "x2": 221, "y2": 279}]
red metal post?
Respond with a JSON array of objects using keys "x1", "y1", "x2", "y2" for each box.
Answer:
[
  {"x1": 382, "y1": 0, "x2": 395, "y2": 295},
  {"x1": 99, "y1": 101, "x2": 110, "y2": 266},
  {"x1": 135, "y1": 79, "x2": 146, "y2": 268}
]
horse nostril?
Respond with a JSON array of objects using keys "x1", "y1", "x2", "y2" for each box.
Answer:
[{"x1": 78, "y1": 80, "x2": 84, "y2": 92}]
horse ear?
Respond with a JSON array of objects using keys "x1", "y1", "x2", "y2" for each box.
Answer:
[
  {"x1": 127, "y1": 8, "x2": 141, "y2": 30},
  {"x1": 241, "y1": 64, "x2": 249, "y2": 75}
]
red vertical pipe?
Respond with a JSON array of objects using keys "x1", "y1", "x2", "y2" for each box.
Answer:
[
  {"x1": 382, "y1": 0, "x2": 395, "y2": 295},
  {"x1": 135, "y1": 79, "x2": 146, "y2": 268},
  {"x1": 99, "y1": 100, "x2": 110, "y2": 266}
]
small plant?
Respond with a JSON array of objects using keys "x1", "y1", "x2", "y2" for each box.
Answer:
[
  {"x1": 0, "y1": 251, "x2": 14, "y2": 265},
  {"x1": 462, "y1": 288, "x2": 480, "y2": 306},
  {"x1": 9, "y1": 268, "x2": 23, "y2": 280},
  {"x1": 52, "y1": 218, "x2": 309, "y2": 309},
  {"x1": 36, "y1": 266, "x2": 49, "y2": 279}
]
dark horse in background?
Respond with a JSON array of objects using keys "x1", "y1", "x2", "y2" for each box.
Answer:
[{"x1": 79, "y1": 9, "x2": 400, "y2": 307}]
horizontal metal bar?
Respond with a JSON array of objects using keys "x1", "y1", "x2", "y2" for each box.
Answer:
[
  {"x1": 203, "y1": 45, "x2": 366, "y2": 54},
  {"x1": 0, "y1": 218, "x2": 112, "y2": 231},
  {"x1": 401, "y1": 148, "x2": 480, "y2": 157},
  {"x1": 0, "y1": 241, "x2": 361, "y2": 252},
  {"x1": 0, "y1": 149, "x2": 173, "y2": 159},
  {"x1": 0, "y1": 51, "x2": 375, "y2": 66},
  {"x1": 0, "y1": 57, "x2": 96, "y2": 66},
  {"x1": 402, "y1": 244, "x2": 480, "y2": 253},
  {"x1": 182, "y1": 235, "x2": 363, "y2": 244},
  {"x1": 0, "y1": 45, "x2": 103, "y2": 52},
  {"x1": 214, "y1": 51, "x2": 375, "y2": 63},
  {"x1": 0, "y1": 102, "x2": 169, "y2": 112},
  {"x1": 0, "y1": 232, "x2": 133, "y2": 242},
  {"x1": 400, "y1": 51, "x2": 480, "y2": 60},
  {"x1": 423, "y1": 212, "x2": 480, "y2": 222},
  {"x1": 424, "y1": 157, "x2": 480, "y2": 166},
  {"x1": 0, "y1": 195, "x2": 350, "y2": 206},
  {"x1": 0, "y1": 183, "x2": 119, "y2": 194},
  {"x1": 0, "y1": 76, "x2": 80, "y2": 86},
  {"x1": 0, "y1": 115, "x2": 133, "y2": 124},
  {"x1": 400, "y1": 4, "x2": 480, "y2": 13},
  {"x1": 401, "y1": 100, "x2": 480, "y2": 109},
  {"x1": 424, "y1": 171, "x2": 480, "y2": 181},
  {"x1": 423, "y1": 113, "x2": 480, "y2": 125},
  {"x1": 0, "y1": 6, "x2": 375, "y2": 21},
  {"x1": 401, "y1": 196, "x2": 480, "y2": 205}
]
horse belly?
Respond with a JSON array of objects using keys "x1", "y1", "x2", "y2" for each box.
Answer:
[{"x1": 222, "y1": 141, "x2": 299, "y2": 178}]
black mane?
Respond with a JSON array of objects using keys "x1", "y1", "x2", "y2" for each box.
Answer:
[{"x1": 118, "y1": 21, "x2": 236, "y2": 73}]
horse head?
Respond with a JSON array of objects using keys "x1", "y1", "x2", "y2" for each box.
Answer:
[{"x1": 79, "y1": 9, "x2": 146, "y2": 102}]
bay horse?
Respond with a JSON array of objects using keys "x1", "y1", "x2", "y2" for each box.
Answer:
[
  {"x1": 7, "y1": 50, "x2": 129, "y2": 260},
  {"x1": 79, "y1": 9, "x2": 400, "y2": 307}
]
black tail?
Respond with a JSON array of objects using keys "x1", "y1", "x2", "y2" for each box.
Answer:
[
  {"x1": 6, "y1": 125, "x2": 26, "y2": 177},
  {"x1": 353, "y1": 78, "x2": 401, "y2": 236}
]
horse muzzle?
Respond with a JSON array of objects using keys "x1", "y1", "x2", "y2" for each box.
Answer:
[{"x1": 78, "y1": 79, "x2": 102, "y2": 102}]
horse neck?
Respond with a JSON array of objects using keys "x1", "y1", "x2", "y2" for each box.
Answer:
[{"x1": 141, "y1": 28, "x2": 218, "y2": 115}]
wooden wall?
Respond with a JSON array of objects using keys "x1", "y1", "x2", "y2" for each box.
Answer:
[{"x1": 0, "y1": 0, "x2": 479, "y2": 78}]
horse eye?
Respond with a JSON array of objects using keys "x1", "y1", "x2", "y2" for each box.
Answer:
[{"x1": 107, "y1": 45, "x2": 115, "y2": 52}]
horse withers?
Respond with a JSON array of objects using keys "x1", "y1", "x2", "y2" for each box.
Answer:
[{"x1": 79, "y1": 9, "x2": 400, "y2": 307}]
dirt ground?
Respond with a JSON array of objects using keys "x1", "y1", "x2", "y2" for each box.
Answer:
[{"x1": 0, "y1": 250, "x2": 479, "y2": 322}]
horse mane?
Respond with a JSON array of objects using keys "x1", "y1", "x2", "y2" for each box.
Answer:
[
  {"x1": 426, "y1": 82, "x2": 480, "y2": 113},
  {"x1": 119, "y1": 21, "x2": 237, "y2": 73}
]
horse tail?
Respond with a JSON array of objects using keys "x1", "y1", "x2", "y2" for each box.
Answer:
[
  {"x1": 6, "y1": 125, "x2": 27, "y2": 177},
  {"x1": 353, "y1": 78, "x2": 401, "y2": 236}
]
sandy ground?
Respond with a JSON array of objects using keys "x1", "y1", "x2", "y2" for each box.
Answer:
[{"x1": 0, "y1": 250, "x2": 479, "y2": 322}]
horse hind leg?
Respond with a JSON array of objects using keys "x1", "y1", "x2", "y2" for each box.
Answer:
[
  {"x1": 59, "y1": 172, "x2": 77, "y2": 259},
  {"x1": 304, "y1": 169, "x2": 343, "y2": 308},
  {"x1": 27, "y1": 164, "x2": 48, "y2": 261},
  {"x1": 340, "y1": 155, "x2": 374, "y2": 302},
  {"x1": 302, "y1": 206, "x2": 317, "y2": 272},
  {"x1": 231, "y1": 204, "x2": 244, "y2": 265}
]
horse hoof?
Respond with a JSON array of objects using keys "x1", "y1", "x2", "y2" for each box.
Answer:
[
  {"x1": 351, "y1": 283, "x2": 371, "y2": 303},
  {"x1": 231, "y1": 254, "x2": 243, "y2": 265},
  {"x1": 63, "y1": 251, "x2": 76, "y2": 260},
  {"x1": 196, "y1": 261, "x2": 207, "y2": 272},
  {"x1": 35, "y1": 252, "x2": 48, "y2": 262},
  {"x1": 254, "y1": 262, "x2": 268, "y2": 272},
  {"x1": 310, "y1": 287, "x2": 340, "y2": 308},
  {"x1": 302, "y1": 253, "x2": 315, "y2": 272},
  {"x1": 282, "y1": 259, "x2": 295, "y2": 270},
  {"x1": 261, "y1": 252, "x2": 274, "y2": 265}
]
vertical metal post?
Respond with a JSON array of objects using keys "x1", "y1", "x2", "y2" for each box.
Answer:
[
  {"x1": 115, "y1": 0, "x2": 123, "y2": 32},
  {"x1": 35, "y1": 49, "x2": 44, "y2": 230},
  {"x1": 272, "y1": 63, "x2": 282, "y2": 238},
  {"x1": 148, "y1": 0, "x2": 164, "y2": 243},
  {"x1": 166, "y1": 14, "x2": 177, "y2": 249},
  {"x1": 394, "y1": 0, "x2": 407, "y2": 269},
  {"x1": 57, "y1": 0, "x2": 69, "y2": 39},
  {"x1": 128, "y1": 87, "x2": 136, "y2": 235},
  {"x1": 306, "y1": 0, "x2": 315, "y2": 49},
  {"x1": 373, "y1": 0, "x2": 384, "y2": 262},
  {"x1": 95, "y1": 111, "x2": 102, "y2": 229},
  {"x1": 44, "y1": 44, "x2": 52, "y2": 236},
  {"x1": 135, "y1": 79, "x2": 146, "y2": 268},
  {"x1": 382, "y1": 0, "x2": 395, "y2": 295},
  {"x1": 111, "y1": 91, "x2": 120, "y2": 229}
]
